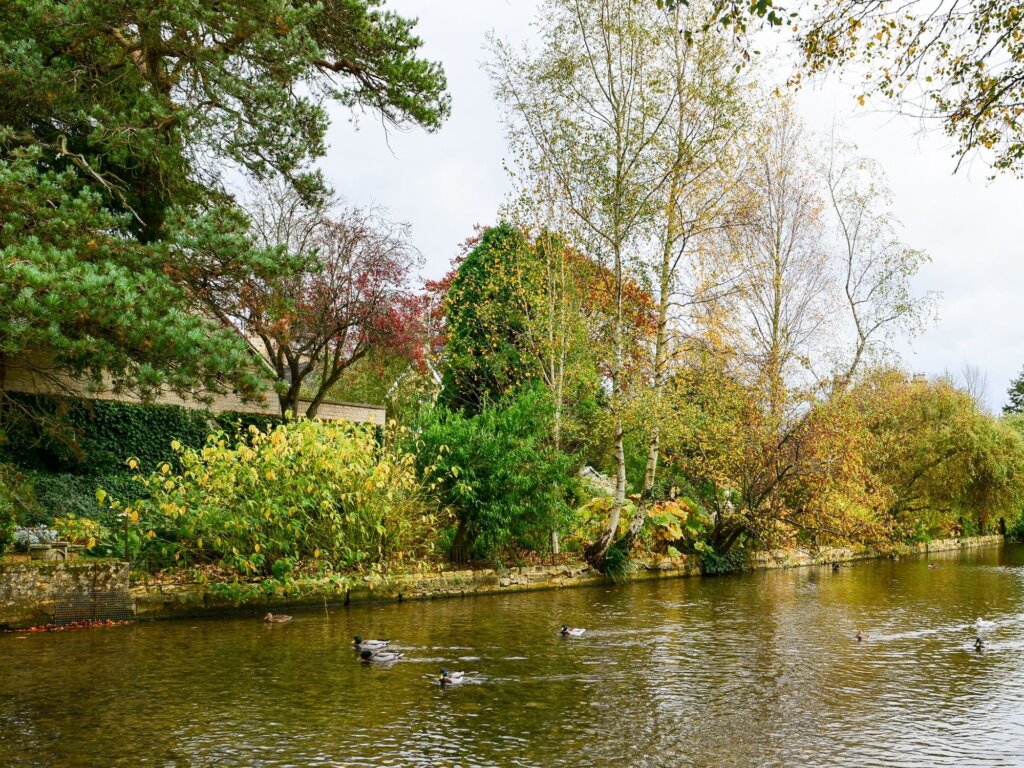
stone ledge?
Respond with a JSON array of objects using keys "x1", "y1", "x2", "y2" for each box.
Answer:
[{"x1": 0, "y1": 536, "x2": 1007, "y2": 628}]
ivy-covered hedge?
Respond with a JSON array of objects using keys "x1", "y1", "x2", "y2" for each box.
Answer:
[
  {"x1": 0, "y1": 395, "x2": 282, "y2": 527},
  {"x1": 0, "y1": 394, "x2": 281, "y2": 474}
]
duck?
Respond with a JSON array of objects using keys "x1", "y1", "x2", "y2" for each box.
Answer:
[
  {"x1": 354, "y1": 635, "x2": 390, "y2": 650},
  {"x1": 264, "y1": 612, "x2": 292, "y2": 623},
  {"x1": 927, "y1": 563, "x2": 939, "y2": 570},
  {"x1": 855, "y1": 630, "x2": 867, "y2": 642},
  {"x1": 975, "y1": 618, "x2": 995, "y2": 631},
  {"x1": 360, "y1": 648, "x2": 404, "y2": 663},
  {"x1": 439, "y1": 667, "x2": 465, "y2": 687},
  {"x1": 560, "y1": 624, "x2": 586, "y2": 637},
  {"x1": 831, "y1": 562, "x2": 841, "y2": 572},
  {"x1": 975, "y1": 636, "x2": 987, "y2": 652}
]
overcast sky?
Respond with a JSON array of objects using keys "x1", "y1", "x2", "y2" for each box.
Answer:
[{"x1": 319, "y1": 1, "x2": 1024, "y2": 412}]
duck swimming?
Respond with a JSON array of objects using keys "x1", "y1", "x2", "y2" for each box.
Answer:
[
  {"x1": 439, "y1": 667, "x2": 465, "y2": 687},
  {"x1": 560, "y1": 624, "x2": 586, "y2": 637},
  {"x1": 975, "y1": 618, "x2": 995, "y2": 632},
  {"x1": 360, "y1": 648, "x2": 403, "y2": 663},
  {"x1": 855, "y1": 630, "x2": 867, "y2": 642},
  {"x1": 975, "y1": 636, "x2": 987, "y2": 652},
  {"x1": 354, "y1": 635, "x2": 390, "y2": 650},
  {"x1": 264, "y1": 612, "x2": 292, "y2": 623}
]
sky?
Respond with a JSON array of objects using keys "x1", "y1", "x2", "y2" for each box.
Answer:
[{"x1": 320, "y1": 0, "x2": 1024, "y2": 412}]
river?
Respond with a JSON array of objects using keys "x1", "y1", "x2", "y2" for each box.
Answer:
[{"x1": 3, "y1": 544, "x2": 1024, "y2": 767}]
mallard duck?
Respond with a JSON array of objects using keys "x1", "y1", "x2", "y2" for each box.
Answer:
[
  {"x1": 927, "y1": 563, "x2": 939, "y2": 570},
  {"x1": 855, "y1": 630, "x2": 867, "y2": 642},
  {"x1": 354, "y1": 635, "x2": 390, "y2": 650},
  {"x1": 264, "y1": 612, "x2": 292, "y2": 623},
  {"x1": 360, "y1": 648, "x2": 403, "y2": 663},
  {"x1": 439, "y1": 667, "x2": 465, "y2": 686},
  {"x1": 560, "y1": 624, "x2": 585, "y2": 637},
  {"x1": 975, "y1": 636, "x2": 987, "y2": 651},
  {"x1": 831, "y1": 562, "x2": 841, "y2": 572}
]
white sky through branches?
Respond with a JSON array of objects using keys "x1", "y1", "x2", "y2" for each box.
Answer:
[{"x1": 320, "y1": 0, "x2": 1024, "y2": 412}]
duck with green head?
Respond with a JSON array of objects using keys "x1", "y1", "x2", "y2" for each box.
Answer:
[
  {"x1": 354, "y1": 635, "x2": 390, "y2": 650},
  {"x1": 439, "y1": 667, "x2": 465, "y2": 687},
  {"x1": 360, "y1": 648, "x2": 403, "y2": 663}
]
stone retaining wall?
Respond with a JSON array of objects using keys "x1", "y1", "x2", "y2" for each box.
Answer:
[
  {"x1": 0, "y1": 560, "x2": 129, "y2": 629},
  {"x1": 0, "y1": 536, "x2": 1007, "y2": 628},
  {"x1": 128, "y1": 535, "x2": 1006, "y2": 623}
]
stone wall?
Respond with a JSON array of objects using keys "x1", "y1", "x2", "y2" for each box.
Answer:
[
  {"x1": 3, "y1": 350, "x2": 385, "y2": 425},
  {"x1": 0, "y1": 536, "x2": 1007, "y2": 628},
  {"x1": 128, "y1": 535, "x2": 1006, "y2": 623},
  {"x1": 0, "y1": 560, "x2": 129, "y2": 629}
]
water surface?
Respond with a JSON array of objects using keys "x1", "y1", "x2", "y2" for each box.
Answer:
[{"x1": 3, "y1": 545, "x2": 1024, "y2": 767}]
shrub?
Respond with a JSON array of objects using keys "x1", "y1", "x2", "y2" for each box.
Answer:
[
  {"x1": 409, "y1": 386, "x2": 576, "y2": 560},
  {"x1": 0, "y1": 464, "x2": 38, "y2": 557},
  {"x1": 102, "y1": 419, "x2": 442, "y2": 578}
]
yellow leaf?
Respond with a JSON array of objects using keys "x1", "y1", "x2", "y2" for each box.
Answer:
[{"x1": 254, "y1": 543, "x2": 262, "y2": 553}]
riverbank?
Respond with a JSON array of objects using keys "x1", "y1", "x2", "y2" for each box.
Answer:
[{"x1": 0, "y1": 535, "x2": 1004, "y2": 629}]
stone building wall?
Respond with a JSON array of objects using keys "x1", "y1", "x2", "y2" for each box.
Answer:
[{"x1": 2, "y1": 351, "x2": 385, "y2": 425}]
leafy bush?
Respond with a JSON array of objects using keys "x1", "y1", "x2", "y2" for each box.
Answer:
[
  {"x1": 701, "y1": 548, "x2": 748, "y2": 575},
  {"x1": 52, "y1": 514, "x2": 103, "y2": 547},
  {"x1": 0, "y1": 464, "x2": 37, "y2": 556},
  {"x1": 1007, "y1": 513, "x2": 1024, "y2": 542},
  {"x1": 410, "y1": 386, "x2": 576, "y2": 560},
  {"x1": 102, "y1": 419, "x2": 441, "y2": 578}
]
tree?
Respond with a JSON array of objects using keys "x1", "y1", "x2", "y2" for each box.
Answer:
[
  {"x1": 438, "y1": 225, "x2": 544, "y2": 414},
  {"x1": 656, "y1": 347, "x2": 891, "y2": 556},
  {"x1": 1005, "y1": 367, "x2": 1024, "y2": 414},
  {"x1": 660, "y1": 0, "x2": 1024, "y2": 176},
  {"x1": 627, "y1": 3, "x2": 753, "y2": 550},
  {"x1": 1, "y1": 0, "x2": 448, "y2": 422},
  {"x1": 1, "y1": 0, "x2": 449, "y2": 237},
  {"x1": 0, "y1": 158, "x2": 263, "y2": 404},
  {"x1": 849, "y1": 369, "x2": 1024, "y2": 537},
  {"x1": 825, "y1": 144, "x2": 936, "y2": 387},
  {"x1": 730, "y1": 98, "x2": 830, "y2": 422},
  {"x1": 798, "y1": 0, "x2": 1024, "y2": 175},
  {"x1": 186, "y1": 184, "x2": 422, "y2": 419},
  {"x1": 491, "y1": 0, "x2": 675, "y2": 569}
]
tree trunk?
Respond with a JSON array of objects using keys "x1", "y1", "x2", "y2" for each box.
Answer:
[{"x1": 451, "y1": 517, "x2": 473, "y2": 564}]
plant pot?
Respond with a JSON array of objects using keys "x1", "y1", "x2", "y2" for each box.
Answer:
[{"x1": 29, "y1": 543, "x2": 69, "y2": 561}]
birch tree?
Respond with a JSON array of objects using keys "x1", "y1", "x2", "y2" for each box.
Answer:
[
  {"x1": 490, "y1": 0, "x2": 675, "y2": 568},
  {"x1": 825, "y1": 146, "x2": 936, "y2": 389},
  {"x1": 621, "y1": 4, "x2": 754, "y2": 551}
]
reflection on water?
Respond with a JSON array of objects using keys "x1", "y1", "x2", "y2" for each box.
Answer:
[{"x1": 4, "y1": 545, "x2": 1024, "y2": 767}]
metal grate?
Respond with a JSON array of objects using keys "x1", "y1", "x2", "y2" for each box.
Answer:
[{"x1": 53, "y1": 591, "x2": 133, "y2": 625}]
